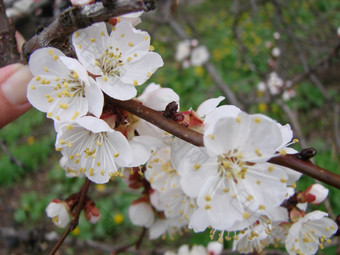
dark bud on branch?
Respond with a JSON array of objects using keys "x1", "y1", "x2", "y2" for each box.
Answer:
[
  {"x1": 144, "y1": 0, "x2": 156, "y2": 11},
  {"x1": 296, "y1": 147, "x2": 317, "y2": 161},
  {"x1": 102, "y1": 0, "x2": 116, "y2": 8},
  {"x1": 163, "y1": 101, "x2": 178, "y2": 120}
]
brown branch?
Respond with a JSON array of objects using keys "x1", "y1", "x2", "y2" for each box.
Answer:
[
  {"x1": 0, "y1": 0, "x2": 20, "y2": 67},
  {"x1": 109, "y1": 98, "x2": 203, "y2": 146},
  {"x1": 109, "y1": 97, "x2": 340, "y2": 189},
  {"x1": 48, "y1": 178, "x2": 91, "y2": 255},
  {"x1": 22, "y1": 0, "x2": 156, "y2": 63},
  {"x1": 268, "y1": 155, "x2": 340, "y2": 189}
]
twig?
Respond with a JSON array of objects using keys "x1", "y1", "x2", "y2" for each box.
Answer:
[
  {"x1": 112, "y1": 227, "x2": 147, "y2": 254},
  {"x1": 22, "y1": 0, "x2": 156, "y2": 63},
  {"x1": 166, "y1": 19, "x2": 244, "y2": 109},
  {"x1": 334, "y1": 104, "x2": 340, "y2": 153},
  {"x1": 0, "y1": 138, "x2": 25, "y2": 168},
  {"x1": 48, "y1": 178, "x2": 91, "y2": 255},
  {"x1": 203, "y1": 61, "x2": 244, "y2": 110},
  {"x1": 135, "y1": 227, "x2": 147, "y2": 249},
  {"x1": 0, "y1": 0, "x2": 20, "y2": 66},
  {"x1": 109, "y1": 97, "x2": 340, "y2": 189},
  {"x1": 272, "y1": 0, "x2": 334, "y2": 102}
]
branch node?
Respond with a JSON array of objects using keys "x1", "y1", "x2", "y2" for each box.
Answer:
[
  {"x1": 144, "y1": 0, "x2": 156, "y2": 11},
  {"x1": 36, "y1": 26, "x2": 44, "y2": 35},
  {"x1": 297, "y1": 147, "x2": 317, "y2": 161},
  {"x1": 163, "y1": 101, "x2": 178, "y2": 120},
  {"x1": 102, "y1": 0, "x2": 116, "y2": 8}
]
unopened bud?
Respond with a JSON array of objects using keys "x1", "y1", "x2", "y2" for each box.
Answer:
[
  {"x1": 46, "y1": 199, "x2": 70, "y2": 228},
  {"x1": 273, "y1": 31, "x2": 281, "y2": 40},
  {"x1": 129, "y1": 197, "x2": 154, "y2": 227},
  {"x1": 207, "y1": 241, "x2": 223, "y2": 255},
  {"x1": 84, "y1": 199, "x2": 101, "y2": 224},
  {"x1": 298, "y1": 183, "x2": 329, "y2": 205},
  {"x1": 272, "y1": 47, "x2": 281, "y2": 58}
]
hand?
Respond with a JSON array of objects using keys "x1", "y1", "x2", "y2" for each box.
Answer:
[{"x1": 0, "y1": 32, "x2": 33, "y2": 128}]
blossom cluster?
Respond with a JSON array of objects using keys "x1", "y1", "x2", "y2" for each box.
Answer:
[
  {"x1": 27, "y1": 15, "x2": 338, "y2": 255},
  {"x1": 175, "y1": 39, "x2": 210, "y2": 68}
]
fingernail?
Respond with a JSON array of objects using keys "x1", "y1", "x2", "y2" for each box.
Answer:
[
  {"x1": 0, "y1": 63, "x2": 22, "y2": 84},
  {"x1": 2, "y1": 65, "x2": 33, "y2": 105}
]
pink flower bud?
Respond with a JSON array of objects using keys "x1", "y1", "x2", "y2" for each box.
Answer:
[
  {"x1": 84, "y1": 200, "x2": 101, "y2": 224},
  {"x1": 302, "y1": 183, "x2": 329, "y2": 205},
  {"x1": 207, "y1": 241, "x2": 223, "y2": 255}
]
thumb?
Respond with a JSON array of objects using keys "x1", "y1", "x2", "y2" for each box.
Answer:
[{"x1": 0, "y1": 63, "x2": 32, "y2": 128}]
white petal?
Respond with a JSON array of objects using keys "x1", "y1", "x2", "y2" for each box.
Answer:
[
  {"x1": 142, "y1": 87, "x2": 179, "y2": 111},
  {"x1": 128, "y1": 139, "x2": 151, "y2": 167},
  {"x1": 29, "y1": 47, "x2": 69, "y2": 76},
  {"x1": 109, "y1": 21, "x2": 150, "y2": 58},
  {"x1": 84, "y1": 78, "x2": 104, "y2": 118},
  {"x1": 98, "y1": 76, "x2": 137, "y2": 100},
  {"x1": 188, "y1": 208, "x2": 210, "y2": 232},
  {"x1": 196, "y1": 96, "x2": 225, "y2": 117},
  {"x1": 120, "y1": 52, "x2": 163, "y2": 85},
  {"x1": 75, "y1": 116, "x2": 111, "y2": 133},
  {"x1": 149, "y1": 219, "x2": 167, "y2": 239},
  {"x1": 72, "y1": 22, "x2": 109, "y2": 75},
  {"x1": 204, "y1": 105, "x2": 241, "y2": 129},
  {"x1": 129, "y1": 202, "x2": 154, "y2": 227},
  {"x1": 138, "y1": 82, "x2": 161, "y2": 102}
]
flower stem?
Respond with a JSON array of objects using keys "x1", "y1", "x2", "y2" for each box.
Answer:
[{"x1": 48, "y1": 178, "x2": 91, "y2": 255}]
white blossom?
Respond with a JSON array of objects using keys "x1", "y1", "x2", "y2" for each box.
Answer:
[
  {"x1": 190, "y1": 45, "x2": 209, "y2": 66},
  {"x1": 46, "y1": 199, "x2": 70, "y2": 228},
  {"x1": 164, "y1": 244, "x2": 207, "y2": 255},
  {"x1": 177, "y1": 111, "x2": 294, "y2": 232},
  {"x1": 55, "y1": 116, "x2": 132, "y2": 183},
  {"x1": 273, "y1": 32, "x2": 281, "y2": 40},
  {"x1": 146, "y1": 147, "x2": 197, "y2": 221},
  {"x1": 27, "y1": 47, "x2": 103, "y2": 122},
  {"x1": 175, "y1": 40, "x2": 191, "y2": 62},
  {"x1": 285, "y1": 211, "x2": 338, "y2": 255},
  {"x1": 232, "y1": 207, "x2": 288, "y2": 253},
  {"x1": 72, "y1": 21, "x2": 163, "y2": 100},
  {"x1": 128, "y1": 201, "x2": 155, "y2": 227},
  {"x1": 272, "y1": 47, "x2": 281, "y2": 57},
  {"x1": 207, "y1": 241, "x2": 223, "y2": 255}
]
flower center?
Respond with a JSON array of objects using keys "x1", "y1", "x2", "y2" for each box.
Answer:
[
  {"x1": 95, "y1": 49, "x2": 123, "y2": 77},
  {"x1": 217, "y1": 152, "x2": 248, "y2": 183},
  {"x1": 58, "y1": 70, "x2": 85, "y2": 98}
]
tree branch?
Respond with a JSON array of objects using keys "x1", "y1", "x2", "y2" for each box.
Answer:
[
  {"x1": 110, "y1": 97, "x2": 340, "y2": 189},
  {"x1": 0, "y1": 0, "x2": 20, "y2": 67},
  {"x1": 22, "y1": 0, "x2": 155, "y2": 63},
  {"x1": 48, "y1": 178, "x2": 91, "y2": 255}
]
